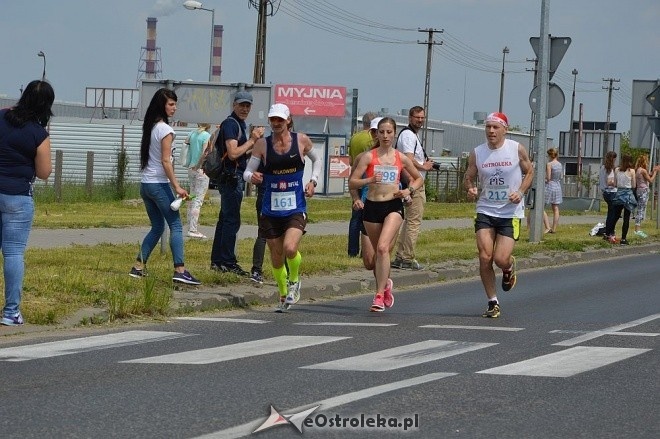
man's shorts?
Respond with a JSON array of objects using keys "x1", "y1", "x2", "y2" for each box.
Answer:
[
  {"x1": 474, "y1": 212, "x2": 520, "y2": 241},
  {"x1": 258, "y1": 212, "x2": 307, "y2": 240},
  {"x1": 363, "y1": 198, "x2": 405, "y2": 224}
]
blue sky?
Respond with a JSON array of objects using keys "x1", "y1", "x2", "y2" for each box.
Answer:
[{"x1": 1, "y1": 0, "x2": 658, "y2": 142}]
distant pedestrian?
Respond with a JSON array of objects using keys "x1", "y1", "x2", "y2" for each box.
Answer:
[
  {"x1": 0, "y1": 80, "x2": 54, "y2": 326},
  {"x1": 129, "y1": 88, "x2": 200, "y2": 285},
  {"x1": 183, "y1": 123, "x2": 212, "y2": 239},
  {"x1": 633, "y1": 154, "x2": 658, "y2": 238},
  {"x1": 542, "y1": 148, "x2": 563, "y2": 234},
  {"x1": 464, "y1": 112, "x2": 534, "y2": 318},
  {"x1": 349, "y1": 117, "x2": 423, "y2": 312},
  {"x1": 243, "y1": 104, "x2": 322, "y2": 312},
  {"x1": 391, "y1": 106, "x2": 435, "y2": 270},
  {"x1": 210, "y1": 91, "x2": 265, "y2": 276},
  {"x1": 599, "y1": 151, "x2": 618, "y2": 242},
  {"x1": 347, "y1": 111, "x2": 377, "y2": 257},
  {"x1": 610, "y1": 154, "x2": 637, "y2": 246}
]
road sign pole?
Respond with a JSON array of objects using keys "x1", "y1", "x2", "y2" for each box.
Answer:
[{"x1": 530, "y1": 0, "x2": 551, "y2": 244}]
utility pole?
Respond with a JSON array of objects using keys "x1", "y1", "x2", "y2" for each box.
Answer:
[
  {"x1": 526, "y1": 58, "x2": 539, "y2": 161},
  {"x1": 253, "y1": 0, "x2": 268, "y2": 84},
  {"x1": 418, "y1": 28, "x2": 443, "y2": 149},
  {"x1": 498, "y1": 46, "x2": 509, "y2": 112},
  {"x1": 569, "y1": 69, "x2": 578, "y2": 155},
  {"x1": 602, "y1": 77, "x2": 620, "y2": 156}
]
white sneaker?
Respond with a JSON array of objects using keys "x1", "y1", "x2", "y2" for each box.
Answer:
[
  {"x1": 285, "y1": 281, "x2": 301, "y2": 304},
  {"x1": 187, "y1": 231, "x2": 207, "y2": 239},
  {"x1": 635, "y1": 230, "x2": 648, "y2": 238}
]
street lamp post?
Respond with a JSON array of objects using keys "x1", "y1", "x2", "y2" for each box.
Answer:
[
  {"x1": 37, "y1": 51, "x2": 46, "y2": 80},
  {"x1": 569, "y1": 68, "x2": 578, "y2": 155},
  {"x1": 183, "y1": 0, "x2": 215, "y2": 82},
  {"x1": 498, "y1": 46, "x2": 509, "y2": 112}
]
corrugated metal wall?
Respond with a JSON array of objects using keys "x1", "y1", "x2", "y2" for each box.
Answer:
[{"x1": 40, "y1": 122, "x2": 192, "y2": 186}]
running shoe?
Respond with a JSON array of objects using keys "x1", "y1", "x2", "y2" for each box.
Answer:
[
  {"x1": 383, "y1": 278, "x2": 394, "y2": 308},
  {"x1": 1, "y1": 312, "x2": 24, "y2": 326},
  {"x1": 249, "y1": 270, "x2": 264, "y2": 284},
  {"x1": 275, "y1": 296, "x2": 289, "y2": 313},
  {"x1": 172, "y1": 270, "x2": 202, "y2": 285},
  {"x1": 635, "y1": 230, "x2": 648, "y2": 238},
  {"x1": 390, "y1": 257, "x2": 404, "y2": 269},
  {"x1": 370, "y1": 294, "x2": 385, "y2": 312},
  {"x1": 481, "y1": 301, "x2": 500, "y2": 318},
  {"x1": 129, "y1": 267, "x2": 147, "y2": 278},
  {"x1": 501, "y1": 256, "x2": 517, "y2": 292},
  {"x1": 620, "y1": 239, "x2": 629, "y2": 246},
  {"x1": 285, "y1": 281, "x2": 301, "y2": 304}
]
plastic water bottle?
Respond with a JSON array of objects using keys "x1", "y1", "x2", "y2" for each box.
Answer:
[{"x1": 170, "y1": 195, "x2": 195, "y2": 211}]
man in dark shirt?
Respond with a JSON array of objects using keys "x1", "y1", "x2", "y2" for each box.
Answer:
[{"x1": 210, "y1": 91, "x2": 265, "y2": 275}]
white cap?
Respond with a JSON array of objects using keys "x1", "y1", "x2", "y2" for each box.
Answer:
[
  {"x1": 369, "y1": 117, "x2": 384, "y2": 130},
  {"x1": 267, "y1": 103, "x2": 290, "y2": 120}
]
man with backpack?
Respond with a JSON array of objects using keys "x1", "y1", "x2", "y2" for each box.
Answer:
[
  {"x1": 210, "y1": 91, "x2": 265, "y2": 275},
  {"x1": 391, "y1": 106, "x2": 435, "y2": 270}
]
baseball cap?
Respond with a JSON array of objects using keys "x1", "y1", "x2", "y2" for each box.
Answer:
[
  {"x1": 267, "y1": 103, "x2": 290, "y2": 120},
  {"x1": 369, "y1": 117, "x2": 384, "y2": 130},
  {"x1": 234, "y1": 91, "x2": 253, "y2": 104}
]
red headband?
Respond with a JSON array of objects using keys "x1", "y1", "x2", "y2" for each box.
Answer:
[{"x1": 486, "y1": 112, "x2": 509, "y2": 127}]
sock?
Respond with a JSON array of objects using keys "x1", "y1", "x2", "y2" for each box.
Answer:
[
  {"x1": 489, "y1": 296, "x2": 498, "y2": 304},
  {"x1": 272, "y1": 265, "x2": 288, "y2": 296},
  {"x1": 286, "y1": 251, "x2": 301, "y2": 283}
]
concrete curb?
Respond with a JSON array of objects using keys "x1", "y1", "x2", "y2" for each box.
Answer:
[{"x1": 171, "y1": 242, "x2": 660, "y2": 311}]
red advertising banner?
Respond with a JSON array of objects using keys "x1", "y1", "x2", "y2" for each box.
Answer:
[{"x1": 274, "y1": 84, "x2": 346, "y2": 117}]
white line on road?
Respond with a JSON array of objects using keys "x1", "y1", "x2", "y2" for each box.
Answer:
[
  {"x1": 0, "y1": 330, "x2": 191, "y2": 362},
  {"x1": 192, "y1": 372, "x2": 457, "y2": 439},
  {"x1": 294, "y1": 322, "x2": 397, "y2": 327},
  {"x1": 549, "y1": 329, "x2": 658, "y2": 337},
  {"x1": 476, "y1": 346, "x2": 650, "y2": 377},
  {"x1": 302, "y1": 340, "x2": 497, "y2": 371},
  {"x1": 175, "y1": 317, "x2": 270, "y2": 324},
  {"x1": 421, "y1": 325, "x2": 524, "y2": 332},
  {"x1": 121, "y1": 335, "x2": 349, "y2": 365},
  {"x1": 553, "y1": 313, "x2": 660, "y2": 346}
]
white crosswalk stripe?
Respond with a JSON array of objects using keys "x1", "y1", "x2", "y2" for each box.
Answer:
[
  {"x1": 121, "y1": 335, "x2": 349, "y2": 365},
  {"x1": 476, "y1": 346, "x2": 651, "y2": 377},
  {"x1": 302, "y1": 340, "x2": 497, "y2": 371},
  {"x1": 0, "y1": 330, "x2": 190, "y2": 362}
]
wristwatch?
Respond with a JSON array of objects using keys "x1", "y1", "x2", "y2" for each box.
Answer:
[
  {"x1": 408, "y1": 185, "x2": 416, "y2": 196},
  {"x1": 311, "y1": 179, "x2": 318, "y2": 187}
]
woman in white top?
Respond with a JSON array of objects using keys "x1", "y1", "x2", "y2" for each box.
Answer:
[
  {"x1": 599, "y1": 151, "x2": 618, "y2": 241},
  {"x1": 542, "y1": 148, "x2": 563, "y2": 233},
  {"x1": 129, "y1": 88, "x2": 201, "y2": 285},
  {"x1": 610, "y1": 154, "x2": 636, "y2": 245}
]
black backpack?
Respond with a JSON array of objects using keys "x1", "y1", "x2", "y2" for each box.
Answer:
[{"x1": 202, "y1": 117, "x2": 242, "y2": 180}]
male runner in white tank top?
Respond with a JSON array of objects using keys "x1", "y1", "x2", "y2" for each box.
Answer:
[{"x1": 464, "y1": 112, "x2": 534, "y2": 318}]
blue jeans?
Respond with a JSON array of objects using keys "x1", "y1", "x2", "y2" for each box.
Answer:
[
  {"x1": 0, "y1": 193, "x2": 34, "y2": 317},
  {"x1": 211, "y1": 177, "x2": 245, "y2": 266},
  {"x1": 138, "y1": 183, "x2": 184, "y2": 268},
  {"x1": 348, "y1": 207, "x2": 362, "y2": 256}
]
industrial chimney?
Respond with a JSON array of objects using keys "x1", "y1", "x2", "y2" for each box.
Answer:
[
  {"x1": 211, "y1": 24, "x2": 223, "y2": 82},
  {"x1": 136, "y1": 17, "x2": 162, "y2": 85}
]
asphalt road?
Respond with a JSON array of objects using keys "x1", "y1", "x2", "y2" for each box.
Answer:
[{"x1": 0, "y1": 252, "x2": 657, "y2": 438}]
